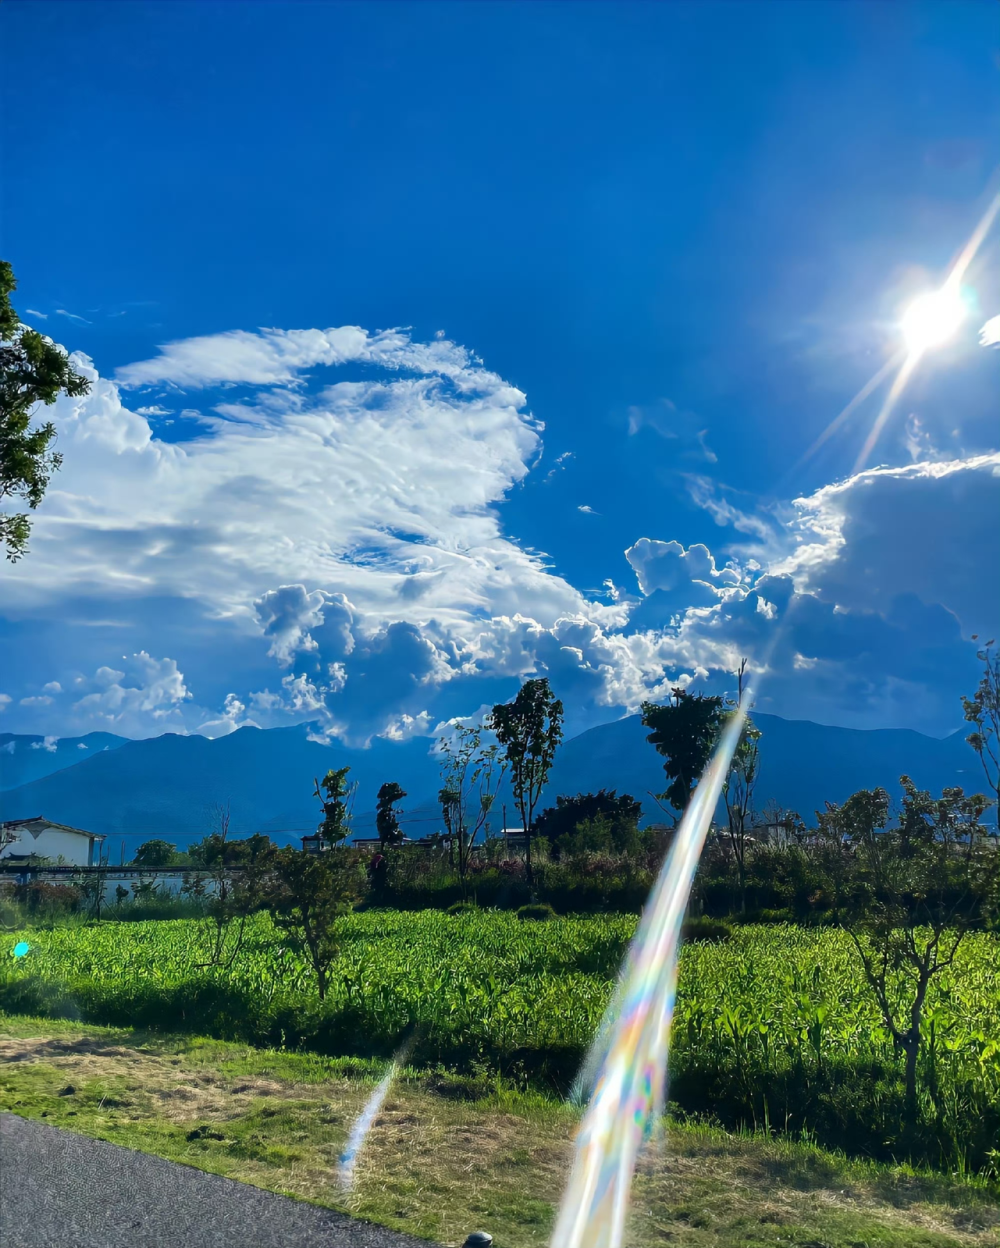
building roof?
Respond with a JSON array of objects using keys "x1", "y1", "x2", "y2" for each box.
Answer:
[{"x1": 0, "y1": 816, "x2": 104, "y2": 842}]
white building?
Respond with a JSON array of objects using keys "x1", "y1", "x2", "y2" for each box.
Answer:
[{"x1": 0, "y1": 817, "x2": 105, "y2": 868}]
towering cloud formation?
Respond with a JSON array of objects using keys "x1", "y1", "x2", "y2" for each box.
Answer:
[{"x1": 2, "y1": 326, "x2": 994, "y2": 741}]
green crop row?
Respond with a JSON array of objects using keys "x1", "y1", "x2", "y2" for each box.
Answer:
[{"x1": 2, "y1": 912, "x2": 998, "y2": 1172}]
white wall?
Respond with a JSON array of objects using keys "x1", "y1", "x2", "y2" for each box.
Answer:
[
  {"x1": 98, "y1": 871, "x2": 220, "y2": 904},
  {"x1": 0, "y1": 826, "x2": 97, "y2": 868}
]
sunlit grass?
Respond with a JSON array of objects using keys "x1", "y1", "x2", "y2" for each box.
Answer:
[
  {"x1": 2, "y1": 1016, "x2": 997, "y2": 1247},
  {"x1": 2, "y1": 913, "x2": 998, "y2": 1169}
]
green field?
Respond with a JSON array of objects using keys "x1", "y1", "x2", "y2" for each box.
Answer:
[{"x1": 3, "y1": 911, "x2": 999, "y2": 1171}]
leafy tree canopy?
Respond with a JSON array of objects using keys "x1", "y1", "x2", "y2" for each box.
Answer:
[
  {"x1": 188, "y1": 832, "x2": 272, "y2": 867},
  {"x1": 314, "y1": 766, "x2": 355, "y2": 846},
  {"x1": 132, "y1": 839, "x2": 180, "y2": 867},
  {"x1": 490, "y1": 677, "x2": 564, "y2": 881},
  {"x1": 253, "y1": 845, "x2": 360, "y2": 999},
  {"x1": 641, "y1": 687, "x2": 725, "y2": 815},
  {"x1": 819, "y1": 775, "x2": 999, "y2": 1130},
  {"x1": 1, "y1": 260, "x2": 90, "y2": 560},
  {"x1": 535, "y1": 789, "x2": 642, "y2": 859}
]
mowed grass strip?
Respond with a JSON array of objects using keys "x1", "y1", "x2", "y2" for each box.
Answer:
[{"x1": 1, "y1": 1015, "x2": 997, "y2": 1248}]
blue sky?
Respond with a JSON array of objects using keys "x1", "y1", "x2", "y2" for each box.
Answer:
[{"x1": 2, "y1": 0, "x2": 998, "y2": 746}]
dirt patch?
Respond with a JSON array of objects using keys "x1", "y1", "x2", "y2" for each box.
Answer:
[
  {"x1": 0, "y1": 1037, "x2": 140, "y2": 1063},
  {"x1": 0, "y1": 1036, "x2": 315, "y2": 1124}
]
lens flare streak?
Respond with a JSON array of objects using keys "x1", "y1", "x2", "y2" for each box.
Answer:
[
  {"x1": 551, "y1": 702, "x2": 749, "y2": 1248},
  {"x1": 338, "y1": 1038, "x2": 414, "y2": 1190}
]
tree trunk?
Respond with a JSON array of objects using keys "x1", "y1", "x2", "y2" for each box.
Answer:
[{"x1": 902, "y1": 1035, "x2": 919, "y2": 1133}]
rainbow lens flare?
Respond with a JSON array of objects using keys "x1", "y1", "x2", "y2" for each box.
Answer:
[{"x1": 551, "y1": 704, "x2": 748, "y2": 1248}]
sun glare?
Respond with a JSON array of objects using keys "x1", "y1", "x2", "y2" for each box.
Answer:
[{"x1": 900, "y1": 287, "x2": 965, "y2": 355}]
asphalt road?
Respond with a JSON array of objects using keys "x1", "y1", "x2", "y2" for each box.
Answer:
[{"x1": 0, "y1": 1113, "x2": 434, "y2": 1248}]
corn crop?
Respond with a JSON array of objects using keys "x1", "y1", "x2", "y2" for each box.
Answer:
[{"x1": 2, "y1": 912, "x2": 997, "y2": 1170}]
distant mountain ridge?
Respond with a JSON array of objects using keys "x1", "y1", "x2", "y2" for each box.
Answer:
[
  {"x1": 0, "y1": 732, "x2": 129, "y2": 792},
  {"x1": 0, "y1": 713, "x2": 981, "y2": 861}
]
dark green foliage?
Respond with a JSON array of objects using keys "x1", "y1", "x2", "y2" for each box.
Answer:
[
  {"x1": 132, "y1": 839, "x2": 181, "y2": 867},
  {"x1": 104, "y1": 893, "x2": 208, "y2": 922},
  {"x1": 962, "y1": 638, "x2": 1000, "y2": 828},
  {"x1": 375, "y1": 781, "x2": 406, "y2": 848},
  {"x1": 641, "y1": 688, "x2": 725, "y2": 816},
  {"x1": 188, "y1": 832, "x2": 272, "y2": 867},
  {"x1": 446, "y1": 900, "x2": 478, "y2": 915},
  {"x1": 490, "y1": 678, "x2": 564, "y2": 883},
  {"x1": 254, "y1": 846, "x2": 361, "y2": 999},
  {"x1": 820, "y1": 776, "x2": 1000, "y2": 1135},
  {"x1": 0, "y1": 260, "x2": 91, "y2": 560},
  {"x1": 680, "y1": 916, "x2": 732, "y2": 943},
  {"x1": 314, "y1": 767, "x2": 355, "y2": 846},
  {"x1": 516, "y1": 902, "x2": 556, "y2": 921},
  {"x1": 535, "y1": 789, "x2": 642, "y2": 860},
  {"x1": 4, "y1": 881, "x2": 81, "y2": 919}
]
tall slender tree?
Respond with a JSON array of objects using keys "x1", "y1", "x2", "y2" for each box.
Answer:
[
  {"x1": 375, "y1": 781, "x2": 407, "y2": 849},
  {"x1": 489, "y1": 678, "x2": 564, "y2": 886},
  {"x1": 721, "y1": 659, "x2": 762, "y2": 911},
  {"x1": 314, "y1": 766, "x2": 356, "y2": 846},
  {"x1": 0, "y1": 261, "x2": 90, "y2": 560},
  {"x1": 962, "y1": 637, "x2": 1000, "y2": 830},
  {"x1": 437, "y1": 724, "x2": 505, "y2": 897}
]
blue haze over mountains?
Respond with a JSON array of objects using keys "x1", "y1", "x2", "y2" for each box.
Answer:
[{"x1": 0, "y1": 715, "x2": 979, "y2": 862}]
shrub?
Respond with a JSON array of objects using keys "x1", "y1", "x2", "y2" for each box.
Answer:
[
  {"x1": 681, "y1": 916, "x2": 732, "y2": 943},
  {"x1": 12, "y1": 881, "x2": 82, "y2": 918},
  {"x1": 517, "y1": 902, "x2": 556, "y2": 921},
  {"x1": 446, "y1": 901, "x2": 478, "y2": 915}
]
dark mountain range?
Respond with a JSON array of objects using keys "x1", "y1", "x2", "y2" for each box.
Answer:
[
  {"x1": 0, "y1": 732, "x2": 129, "y2": 792},
  {"x1": 0, "y1": 713, "x2": 982, "y2": 862},
  {"x1": 546, "y1": 712, "x2": 976, "y2": 824}
]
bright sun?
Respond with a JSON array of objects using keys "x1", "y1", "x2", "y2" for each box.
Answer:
[{"x1": 900, "y1": 287, "x2": 965, "y2": 354}]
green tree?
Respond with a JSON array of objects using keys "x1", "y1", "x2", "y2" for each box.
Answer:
[
  {"x1": 489, "y1": 678, "x2": 564, "y2": 885},
  {"x1": 534, "y1": 789, "x2": 642, "y2": 860},
  {"x1": 254, "y1": 846, "x2": 360, "y2": 999},
  {"x1": 75, "y1": 842, "x2": 111, "y2": 920},
  {"x1": 375, "y1": 781, "x2": 407, "y2": 849},
  {"x1": 314, "y1": 766, "x2": 356, "y2": 847},
  {"x1": 0, "y1": 260, "x2": 90, "y2": 560},
  {"x1": 437, "y1": 723, "x2": 505, "y2": 897},
  {"x1": 822, "y1": 778, "x2": 1000, "y2": 1138},
  {"x1": 721, "y1": 660, "x2": 762, "y2": 912},
  {"x1": 133, "y1": 839, "x2": 178, "y2": 867},
  {"x1": 962, "y1": 637, "x2": 999, "y2": 830},
  {"x1": 191, "y1": 804, "x2": 265, "y2": 970},
  {"x1": 641, "y1": 687, "x2": 725, "y2": 818}
]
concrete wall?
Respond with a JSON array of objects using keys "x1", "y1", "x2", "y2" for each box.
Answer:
[
  {"x1": 1, "y1": 866, "x2": 222, "y2": 905},
  {"x1": 95, "y1": 870, "x2": 222, "y2": 905},
  {"x1": 0, "y1": 826, "x2": 98, "y2": 868}
]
